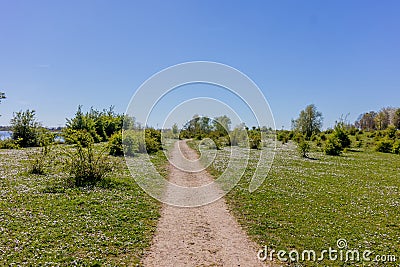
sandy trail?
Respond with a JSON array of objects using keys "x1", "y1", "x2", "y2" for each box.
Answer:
[{"x1": 141, "y1": 140, "x2": 268, "y2": 267}]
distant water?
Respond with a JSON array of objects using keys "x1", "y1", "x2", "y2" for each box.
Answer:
[
  {"x1": 0, "y1": 131, "x2": 65, "y2": 143},
  {"x1": 0, "y1": 131, "x2": 12, "y2": 140}
]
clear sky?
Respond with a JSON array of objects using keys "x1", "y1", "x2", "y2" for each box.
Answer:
[{"x1": 0, "y1": 0, "x2": 399, "y2": 129}]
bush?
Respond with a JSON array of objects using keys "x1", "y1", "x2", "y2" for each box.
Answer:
[
  {"x1": 28, "y1": 147, "x2": 51, "y2": 175},
  {"x1": 297, "y1": 140, "x2": 310, "y2": 158},
  {"x1": 28, "y1": 132, "x2": 54, "y2": 175},
  {"x1": 348, "y1": 126, "x2": 358, "y2": 135},
  {"x1": 121, "y1": 129, "x2": 162, "y2": 155},
  {"x1": 65, "y1": 105, "x2": 123, "y2": 143},
  {"x1": 109, "y1": 132, "x2": 123, "y2": 156},
  {"x1": 0, "y1": 139, "x2": 20, "y2": 149},
  {"x1": 293, "y1": 132, "x2": 304, "y2": 143},
  {"x1": 333, "y1": 122, "x2": 351, "y2": 149},
  {"x1": 10, "y1": 109, "x2": 40, "y2": 147},
  {"x1": 319, "y1": 133, "x2": 327, "y2": 141},
  {"x1": 324, "y1": 135, "x2": 342, "y2": 156},
  {"x1": 122, "y1": 132, "x2": 136, "y2": 156},
  {"x1": 65, "y1": 143, "x2": 113, "y2": 187},
  {"x1": 385, "y1": 125, "x2": 396, "y2": 139},
  {"x1": 144, "y1": 128, "x2": 162, "y2": 153},
  {"x1": 277, "y1": 132, "x2": 289, "y2": 144},
  {"x1": 63, "y1": 129, "x2": 94, "y2": 147},
  {"x1": 392, "y1": 140, "x2": 400, "y2": 154},
  {"x1": 375, "y1": 138, "x2": 394, "y2": 153},
  {"x1": 248, "y1": 129, "x2": 261, "y2": 149}
]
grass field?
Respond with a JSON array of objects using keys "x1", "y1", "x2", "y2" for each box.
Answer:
[
  {"x1": 0, "y1": 144, "x2": 167, "y2": 266},
  {"x1": 189, "y1": 139, "x2": 400, "y2": 266}
]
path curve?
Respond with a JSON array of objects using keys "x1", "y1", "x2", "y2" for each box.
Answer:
[{"x1": 141, "y1": 140, "x2": 269, "y2": 266}]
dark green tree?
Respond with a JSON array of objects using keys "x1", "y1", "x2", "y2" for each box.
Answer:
[
  {"x1": 393, "y1": 108, "x2": 400, "y2": 130},
  {"x1": 10, "y1": 110, "x2": 40, "y2": 147}
]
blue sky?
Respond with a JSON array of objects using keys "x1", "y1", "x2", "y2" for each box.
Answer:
[{"x1": 0, "y1": 0, "x2": 399, "y2": 129}]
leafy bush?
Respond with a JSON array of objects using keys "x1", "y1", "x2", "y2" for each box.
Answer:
[
  {"x1": 10, "y1": 110, "x2": 40, "y2": 147},
  {"x1": 109, "y1": 132, "x2": 123, "y2": 156},
  {"x1": 392, "y1": 140, "x2": 400, "y2": 154},
  {"x1": 144, "y1": 128, "x2": 162, "y2": 153},
  {"x1": 122, "y1": 132, "x2": 136, "y2": 156},
  {"x1": 277, "y1": 132, "x2": 289, "y2": 144},
  {"x1": 28, "y1": 131, "x2": 54, "y2": 174},
  {"x1": 65, "y1": 105, "x2": 123, "y2": 143},
  {"x1": 319, "y1": 133, "x2": 327, "y2": 141},
  {"x1": 120, "y1": 129, "x2": 162, "y2": 155},
  {"x1": 375, "y1": 138, "x2": 394, "y2": 153},
  {"x1": 324, "y1": 135, "x2": 342, "y2": 156},
  {"x1": 248, "y1": 129, "x2": 261, "y2": 149},
  {"x1": 63, "y1": 129, "x2": 94, "y2": 147},
  {"x1": 230, "y1": 126, "x2": 247, "y2": 146},
  {"x1": 28, "y1": 146, "x2": 52, "y2": 175},
  {"x1": 333, "y1": 122, "x2": 351, "y2": 149},
  {"x1": 293, "y1": 132, "x2": 304, "y2": 143},
  {"x1": 297, "y1": 140, "x2": 310, "y2": 158},
  {"x1": 0, "y1": 138, "x2": 21, "y2": 149},
  {"x1": 65, "y1": 143, "x2": 113, "y2": 187},
  {"x1": 385, "y1": 125, "x2": 396, "y2": 139}
]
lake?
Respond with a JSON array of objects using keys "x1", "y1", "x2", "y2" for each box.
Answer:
[
  {"x1": 0, "y1": 131, "x2": 12, "y2": 140},
  {"x1": 0, "y1": 131, "x2": 65, "y2": 143}
]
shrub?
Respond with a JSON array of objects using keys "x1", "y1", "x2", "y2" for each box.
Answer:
[
  {"x1": 109, "y1": 132, "x2": 123, "y2": 156},
  {"x1": 385, "y1": 125, "x2": 396, "y2": 139},
  {"x1": 293, "y1": 132, "x2": 304, "y2": 143},
  {"x1": 355, "y1": 140, "x2": 363, "y2": 148},
  {"x1": 348, "y1": 126, "x2": 358, "y2": 135},
  {"x1": 297, "y1": 140, "x2": 310, "y2": 158},
  {"x1": 0, "y1": 139, "x2": 20, "y2": 149},
  {"x1": 375, "y1": 138, "x2": 394, "y2": 153},
  {"x1": 28, "y1": 133, "x2": 54, "y2": 175},
  {"x1": 10, "y1": 109, "x2": 40, "y2": 147},
  {"x1": 277, "y1": 132, "x2": 288, "y2": 144},
  {"x1": 37, "y1": 128, "x2": 55, "y2": 147},
  {"x1": 122, "y1": 132, "x2": 136, "y2": 156},
  {"x1": 248, "y1": 129, "x2": 261, "y2": 149},
  {"x1": 65, "y1": 105, "x2": 123, "y2": 143},
  {"x1": 333, "y1": 122, "x2": 351, "y2": 148},
  {"x1": 144, "y1": 128, "x2": 162, "y2": 153},
  {"x1": 28, "y1": 147, "x2": 51, "y2": 175},
  {"x1": 63, "y1": 129, "x2": 94, "y2": 147},
  {"x1": 324, "y1": 135, "x2": 342, "y2": 156},
  {"x1": 392, "y1": 140, "x2": 400, "y2": 154},
  {"x1": 65, "y1": 143, "x2": 113, "y2": 187},
  {"x1": 319, "y1": 133, "x2": 327, "y2": 141}
]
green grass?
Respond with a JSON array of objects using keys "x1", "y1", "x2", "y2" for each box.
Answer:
[
  {"x1": 189, "y1": 140, "x2": 400, "y2": 266},
  {"x1": 0, "y1": 144, "x2": 167, "y2": 266}
]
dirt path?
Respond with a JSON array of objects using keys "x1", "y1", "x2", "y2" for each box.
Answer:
[{"x1": 141, "y1": 140, "x2": 268, "y2": 267}]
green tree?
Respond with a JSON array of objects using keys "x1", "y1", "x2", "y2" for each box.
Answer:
[
  {"x1": 355, "y1": 112, "x2": 377, "y2": 131},
  {"x1": 292, "y1": 104, "x2": 323, "y2": 138},
  {"x1": 375, "y1": 109, "x2": 390, "y2": 130},
  {"x1": 213, "y1": 115, "x2": 231, "y2": 135},
  {"x1": 393, "y1": 108, "x2": 400, "y2": 130},
  {"x1": 333, "y1": 121, "x2": 351, "y2": 148},
  {"x1": 10, "y1": 110, "x2": 40, "y2": 147},
  {"x1": 172, "y1": 123, "x2": 179, "y2": 135}
]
